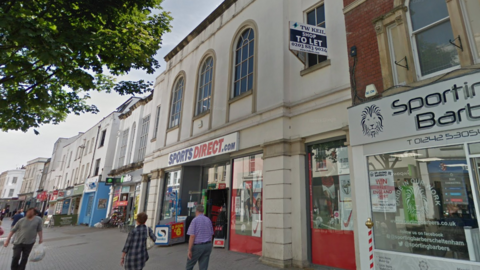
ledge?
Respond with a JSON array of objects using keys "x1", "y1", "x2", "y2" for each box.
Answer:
[
  {"x1": 300, "y1": 59, "x2": 331, "y2": 77},
  {"x1": 343, "y1": 0, "x2": 367, "y2": 14},
  {"x1": 228, "y1": 89, "x2": 253, "y2": 104},
  {"x1": 166, "y1": 125, "x2": 180, "y2": 133},
  {"x1": 192, "y1": 110, "x2": 210, "y2": 121}
]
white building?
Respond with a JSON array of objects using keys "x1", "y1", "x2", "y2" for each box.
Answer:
[
  {"x1": 0, "y1": 169, "x2": 26, "y2": 213},
  {"x1": 140, "y1": 0, "x2": 353, "y2": 268},
  {"x1": 18, "y1": 157, "x2": 49, "y2": 210}
]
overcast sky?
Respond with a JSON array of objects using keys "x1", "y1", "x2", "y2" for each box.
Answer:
[{"x1": 0, "y1": 0, "x2": 224, "y2": 173}]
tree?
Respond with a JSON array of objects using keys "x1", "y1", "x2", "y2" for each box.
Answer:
[{"x1": 0, "y1": 0, "x2": 172, "y2": 132}]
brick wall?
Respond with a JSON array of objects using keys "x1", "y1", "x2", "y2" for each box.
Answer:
[{"x1": 343, "y1": 0, "x2": 393, "y2": 104}]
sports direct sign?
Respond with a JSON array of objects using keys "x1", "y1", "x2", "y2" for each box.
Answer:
[{"x1": 168, "y1": 133, "x2": 238, "y2": 166}]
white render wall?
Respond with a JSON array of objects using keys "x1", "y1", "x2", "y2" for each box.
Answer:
[
  {"x1": 1, "y1": 170, "x2": 25, "y2": 199},
  {"x1": 21, "y1": 158, "x2": 49, "y2": 196}
]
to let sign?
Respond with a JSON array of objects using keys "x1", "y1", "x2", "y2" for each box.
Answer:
[
  {"x1": 171, "y1": 223, "x2": 184, "y2": 239},
  {"x1": 289, "y1": 22, "x2": 327, "y2": 56}
]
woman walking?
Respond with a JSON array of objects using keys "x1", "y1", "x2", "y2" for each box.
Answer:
[{"x1": 121, "y1": 212, "x2": 156, "y2": 270}]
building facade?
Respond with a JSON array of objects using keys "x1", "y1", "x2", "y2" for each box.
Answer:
[
  {"x1": 345, "y1": 0, "x2": 480, "y2": 269},
  {"x1": 140, "y1": 0, "x2": 354, "y2": 268},
  {"x1": 0, "y1": 169, "x2": 25, "y2": 213},
  {"x1": 18, "y1": 158, "x2": 49, "y2": 210}
]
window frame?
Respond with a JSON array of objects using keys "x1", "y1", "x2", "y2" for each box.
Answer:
[
  {"x1": 118, "y1": 128, "x2": 130, "y2": 168},
  {"x1": 94, "y1": 159, "x2": 101, "y2": 177},
  {"x1": 127, "y1": 122, "x2": 136, "y2": 164},
  {"x1": 406, "y1": 0, "x2": 460, "y2": 80},
  {"x1": 196, "y1": 56, "x2": 214, "y2": 116},
  {"x1": 152, "y1": 106, "x2": 161, "y2": 140},
  {"x1": 386, "y1": 23, "x2": 406, "y2": 86},
  {"x1": 304, "y1": 3, "x2": 328, "y2": 68},
  {"x1": 460, "y1": 0, "x2": 480, "y2": 64},
  {"x1": 99, "y1": 129, "x2": 107, "y2": 148},
  {"x1": 168, "y1": 76, "x2": 185, "y2": 129},
  {"x1": 231, "y1": 28, "x2": 255, "y2": 99},
  {"x1": 137, "y1": 115, "x2": 150, "y2": 162}
]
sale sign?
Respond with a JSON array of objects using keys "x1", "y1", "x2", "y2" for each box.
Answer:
[
  {"x1": 171, "y1": 223, "x2": 184, "y2": 239},
  {"x1": 370, "y1": 170, "x2": 396, "y2": 212}
]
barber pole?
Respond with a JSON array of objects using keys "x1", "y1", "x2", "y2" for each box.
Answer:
[{"x1": 366, "y1": 218, "x2": 374, "y2": 269}]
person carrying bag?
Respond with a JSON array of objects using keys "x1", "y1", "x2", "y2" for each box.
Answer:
[{"x1": 121, "y1": 212, "x2": 156, "y2": 270}]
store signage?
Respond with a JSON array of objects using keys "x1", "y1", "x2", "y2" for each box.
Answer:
[
  {"x1": 53, "y1": 190, "x2": 59, "y2": 196},
  {"x1": 374, "y1": 250, "x2": 473, "y2": 270},
  {"x1": 18, "y1": 195, "x2": 26, "y2": 201},
  {"x1": 121, "y1": 174, "x2": 132, "y2": 183},
  {"x1": 289, "y1": 22, "x2": 327, "y2": 56},
  {"x1": 168, "y1": 133, "x2": 239, "y2": 166},
  {"x1": 117, "y1": 201, "x2": 128, "y2": 207},
  {"x1": 369, "y1": 170, "x2": 396, "y2": 213},
  {"x1": 218, "y1": 183, "x2": 226, "y2": 189},
  {"x1": 105, "y1": 177, "x2": 120, "y2": 185},
  {"x1": 214, "y1": 239, "x2": 225, "y2": 247},
  {"x1": 171, "y1": 223, "x2": 184, "y2": 239},
  {"x1": 84, "y1": 176, "x2": 99, "y2": 193},
  {"x1": 348, "y1": 72, "x2": 480, "y2": 146},
  {"x1": 155, "y1": 225, "x2": 170, "y2": 245}
]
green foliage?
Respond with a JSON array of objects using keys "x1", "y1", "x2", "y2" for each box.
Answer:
[{"x1": 0, "y1": 0, "x2": 172, "y2": 132}]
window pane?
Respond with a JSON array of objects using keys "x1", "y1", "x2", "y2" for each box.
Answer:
[
  {"x1": 242, "y1": 45, "x2": 249, "y2": 62},
  {"x1": 410, "y1": 0, "x2": 449, "y2": 31},
  {"x1": 248, "y1": 74, "x2": 253, "y2": 91},
  {"x1": 248, "y1": 28, "x2": 254, "y2": 40},
  {"x1": 234, "y1": 81, "x2": 240, "y2": 97},
  {"x1": 416, "y1": 20, "x2": 459, "y2": 76},
  {"x1": 241, "y1": 62, "x2": 248, "y2": 78},
  {"x1": 236, "y1": 49, "x2": 242, "y2": 65},
  {"x1": 248, "y1": 57, "x2": 254, "y2": 74},
  {"x1": 241, "y1": 77, "x2": 247, "y2": 93},
  {"x1": 249, "y1": 41, "x2": 254, "y2": 59},
  {"x1": 307, "y1": 10, "x2": 316, "y2": 26},
  {"x1": 235, "y1": 65, "x2": 241, "y2": 82},
  {"x1": 464, "y1": 0, "x2": 480, "y2": 59},
  {"x1": 316, "y1": 5, "x2": 325, "y2": 25},
  {"x1": 308, "y1": 53, "x2": 318, "y2": 67},
  {"x1": 367, "y1": 145, "x2": 478, "y2": 262}
]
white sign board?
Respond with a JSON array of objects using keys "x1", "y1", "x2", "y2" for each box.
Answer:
[
  {"x1": 375, "y1": 251, "x2": 476, "y2": 270},
  {"x1": 348, "y1": 72, "x2": 480, "y2": 146},
  {"x1": 84, "y1": 176, "x2": 99, "y2": 193},
  {"x1": 370, "y1": 170, "x2": 396, "y2": 212},
  {"x1": 168, "y1": 133, "x2": 239, "y2": 166},
  {"x1": 155, "y1": 225, "x2": 169, "y2": 245},
  {"x1": 289, "y1": 21, "x2": 327, "y2": 56}
]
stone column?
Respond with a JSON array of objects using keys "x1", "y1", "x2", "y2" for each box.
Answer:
[
  {"x1": 147, "y1": 169, "x2": 164, "y2": 228},
  {"x1": 260, "y1": 139, "x2": 307, "y2": 268}
]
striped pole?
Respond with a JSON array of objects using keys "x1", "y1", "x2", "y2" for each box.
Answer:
[{"x1": 365, "y1": 218, "x2": 374, "y2": 269}]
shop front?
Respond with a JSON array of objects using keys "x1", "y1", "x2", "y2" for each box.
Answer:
[
  {"x1": 78, "y1": 176, "x2": 110, "y2": 227},
  {"x1": 35, "y1": 191, "x2": 48, "y2": 214},
  {"x1": 349, "y1": 72, "x2": 480, "y2": 269},
  {"x1": 109, "y1": 170, "x2": 143, "y2": 225},
  {"x1": 158, "y1": 132, "x2": 263, "y2": 255}
]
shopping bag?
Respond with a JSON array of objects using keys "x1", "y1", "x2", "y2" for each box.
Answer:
[
  {"x1": 146, "y1": 227, "x2": 155, "y2": 250},
  {"x1": 29, "y1": 244, "x2": 46, "y2": 262}
]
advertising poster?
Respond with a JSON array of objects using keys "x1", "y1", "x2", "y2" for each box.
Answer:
[
  {"x1": 171, "y1": 222, "x2": 184, "y2": 239},
  {"x1": 155, "y1": 225, "x2": 169, "y2": 245},
  {"x1": 370, "y1": 170, "x2": 396, "y2": 212},
  {"x1": 251, "y1": 213, "x2": 261, "y2": 237},
  {"x1": 97, "y1": 199, "x2": 107, "y2": 209},
  {"x1": 336, "y1": 147, "x2": 350, "y2": 175},
  {"x1": 339, "y1": 175, "x2": 353, "y2": 231}
]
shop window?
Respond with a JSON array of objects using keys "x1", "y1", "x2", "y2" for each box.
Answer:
[
  {"x1": 169, "y1": 77, "x2": 184, "y2": 128},
  {"x1": 308, "y1": 139, "x2": 355, "y2": 269},
  {"x1": 367, "y1": 145, "x2": 479, "y2": 262},
  {"x1": 248, "y1": 156, "x2": 255, "y2": 175},
  {"x1": 233, "y1": 28, "x2": 254, "y2": 98},
  {"x1": 469, "y1": 142, "x2": 480, "y2": 155},
  {"x1": 161, "y1": 170, "x2": 181, "y2": 220},
  {"x1": 230, "y1": 154, "x2": 263, "y2": 255},
  {"x1": 196, "y1": 57, "x2": 214, "y2": 115},
  {"x1": 306, "y1": 4, "x2": 327, "y2": 67},
  {"x1": 462, "y1": 0, "x2": 480, "y2": 63},
  {"x1": 408, "y1": 0, "x2": 459, "y2": 78}
]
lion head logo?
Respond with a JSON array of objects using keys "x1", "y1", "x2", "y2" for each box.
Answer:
[{"x1": 361, "y1": 105, "x2": 384, "y2": 138}]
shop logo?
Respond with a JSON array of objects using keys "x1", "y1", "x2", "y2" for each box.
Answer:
[
  {"x1": 157, "y1": 229, "x2": 167, "y2": 238},
  {"x1": 418, "y1": 260, "x2": 429, "y2": 270},
  {"x1": 361, "y1": 105, "x2": 384, "y2": 138},
  {"x1": 88, "y1": 182, "x2": 97, "y2": 190}
]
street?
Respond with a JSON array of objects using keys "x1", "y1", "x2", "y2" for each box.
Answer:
[{"x1": 0, "y1": 219, "x2": 280, "y2": 270}]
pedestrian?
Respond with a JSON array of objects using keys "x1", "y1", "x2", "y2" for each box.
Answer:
[
  {"x1": 3, "y1": 207, "x2": 43, "y2": 270},
  {"x1": 121, "y1": 212, "x2": 156, "y2": 270},
  {"x1": 0, "y1": 209, "x2": 5, "y2": 221},
  {"x1": 19, "y1": 209, "x2": 24, "y2": 217},
  {"x1": 11, "y1": 211, "x2": 24, "y2": 227},
  {"x1": 186, "y1": 205, "x2": 214, "y2": 270}
]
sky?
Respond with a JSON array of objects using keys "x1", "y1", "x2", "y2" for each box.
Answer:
[{"x1": 0, "y1": 0, "x2": 224, "y2": 173}]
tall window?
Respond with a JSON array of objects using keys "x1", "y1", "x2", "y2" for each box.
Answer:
[
  {"x1": 462, "y1": 0, "x2": 480, "y2": 63},
  {"x1": 84, "y1": 141, "x2": 89, "y2": 156},
  {"x1": 12, "y1": 177, "x2": 17, "y2": 184},
  {"x1": 90, "y1": 137, "x2": 95, "y2": 153},
  {"x1": 196, "y1": 57, "x2": 213, "y2": 115},
  {"x1": 138, "y1": 115, "x2": 150, "y2": 161},
  {"x1": 99, "y1": 129, "x2": 107, "y2": 147},
  {"x1": 8, "y1": 189, "x2": 14, "y2": 197},
  {"x1": 127, "y1": 123, "x2": 136, "y2": 164},
  {"x1": 169, "y1": 78, "x2": 184, "y2": 128},
  {"x1": 94, "y1": 159, "x2": 101, "y2": 176},
  {"x1": 118, "y1": 129, "x2": 129, "y2": 167},
  {"x1": 67, "y1": 152, "x2": 72, "y2": 168},
  {"x1": 79, "y1": 165, "x2": 85, "y2": 183},
  {"x1": 74, "y1": 168, "x2": 79, "y2": 185},
  {"x1": 306, "y1": 5, "x2": 327, "y2": 67},
  {"x1": 409, "y1": 0, "x2": 459, "y2": 77},
  {"x1": 233, "y1": 29, "x2": 254, "y2": 97},
  {"x1": 85, "y1": 163, "x2": 90, "y2": 178},
  {"x1": 152, "y1": 106, "x2": 161, "y2": 139}
]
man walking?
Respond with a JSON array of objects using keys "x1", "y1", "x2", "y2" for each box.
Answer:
[
  {"x1": 186, "y1": 205, "x2": 214, "y2": 270},
  {"x1": 3, "y1": 208, "x2": 43, "y2": 270}
]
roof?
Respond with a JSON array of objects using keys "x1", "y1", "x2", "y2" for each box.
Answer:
[{"x1": 164, "y1": 0, "x2": 238, "y2": 62}]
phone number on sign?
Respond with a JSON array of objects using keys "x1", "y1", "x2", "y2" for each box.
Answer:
[{"x1": 407, "y1": 128, "x2": 480, "y2": 145}]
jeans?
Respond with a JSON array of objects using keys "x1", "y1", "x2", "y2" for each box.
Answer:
[
  {"x1": 11, "y1": 243, "x2": 34, "y2": 270},
  {"x1": 186, "y1": 243, "x2": 213, "y2": 270}
]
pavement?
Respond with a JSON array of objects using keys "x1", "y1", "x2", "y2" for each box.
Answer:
[{"x1": 0, "y1": 218, "x2": 283, "y2": 270}]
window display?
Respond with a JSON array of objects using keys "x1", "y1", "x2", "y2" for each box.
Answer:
[
  {"x1": 367, "y1": 145, "x2": 479, "y2": 261},
  {"x1": 161, "y1": 170, "x2": 181, "y2": 220},
  {"x1": 308, "y1": 140, "x2": 355, "y2": 270},
  {"x1": 230, "y1": 154, "x2": 263, "y2": 255}
]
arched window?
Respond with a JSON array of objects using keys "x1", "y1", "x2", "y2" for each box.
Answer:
[
  {"x1": 196, "y1": 57, "x2": 214, "y2": 116},
  {"x1": 169, "y1": 77, "x2": 184, "y2": 128},
  {"x1": 409, "y1": 0, "x2": 459, "y2": 77},
  {"x1": 233, "y1": 28, "x2": 254, "y2": 97}
]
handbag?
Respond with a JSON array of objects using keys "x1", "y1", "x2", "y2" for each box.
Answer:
[{"x1": 146, "y1": 227, "x2": 155, "y2": 250}]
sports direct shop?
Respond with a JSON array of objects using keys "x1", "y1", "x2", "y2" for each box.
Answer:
[
  {"x1": 168, "y1": 133, "x2": 238, "y2": 166},
  {"x1": 348, "y1": 72, "x2": 480, "y2": 270}
]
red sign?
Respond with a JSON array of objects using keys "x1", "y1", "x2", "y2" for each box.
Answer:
[
  {"x1": 171, "y1": 223, "x2": 184, "y2": 239},
  {"x1": 53, "y1": 190, "x2": 59, "y2": 196},
  {"x1": 117, "y1": 201, "x2": 128, "y2": 207},
  {"x1": 58, "y1": 191, "x2": 65, "y2": 197},
  {"x1": 214, "y1": 239, "x2": 225, "y2": 247},
  {"x1": 218, "y1": 183, "x2": 226, "y2": 189}
]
